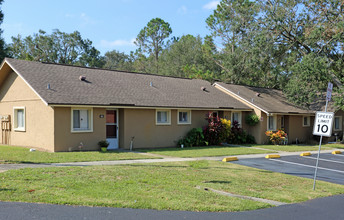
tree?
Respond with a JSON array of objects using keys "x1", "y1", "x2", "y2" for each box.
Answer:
[
  {"x1": 284, "y1": 53, "x2": 330, "y2": 108},
  {"x1": 0, "y1": 0, "x2": 7, "y2": 60},
  {"x1": 261, "y1": 0, "x2": 344, "y2": 109},
  {"x1": 8, "y1": 29, "x2": 104, "y2": 67},
  {"x1": 206, "y1": 0, "x2": 344, "y2": 109},
  {"x1": 135, "y1": 18, "x2": 172, "y2": 73},
  {"x1": 205, "y1": 0, "x2": 281, "y2": 87},
  {"x1": 103, "y1": 50, "x2": 134, "y2": 71},
  {"x1": 159, "y1": 34, "x2": 219, "y2": 77}
]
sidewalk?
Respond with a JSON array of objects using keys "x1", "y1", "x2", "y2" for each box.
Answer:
[{"x1": 0, "y1": 148, "x2": 340, "y2": 172}]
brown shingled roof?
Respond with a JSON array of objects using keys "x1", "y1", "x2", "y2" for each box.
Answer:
[
  {"x1": 3, "y1": 58, "x2": 251, "y2": 110},
  {"x1": 215, "y1": 82, "x2": 313, "y2": 114}
]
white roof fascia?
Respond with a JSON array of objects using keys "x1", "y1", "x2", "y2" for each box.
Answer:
[
  {"x1": 214, "y1": 82, "x2": 269, "y2": 115},
  {"x1": 4, "y1": 59, "x2": 49, "y2": 106}
]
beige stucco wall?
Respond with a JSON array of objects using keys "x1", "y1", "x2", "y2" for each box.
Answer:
[
  {"x1": 328, "y1": 110, "x2": 344, "y2": 142},
  {"x1": 54, "y1": 107, "x2": 106, "y2": 151},
  {"x1": 285, "y1": 115, "x2": 313, "y2": 144},
  {"x1": 241, "y1": 109, "x2": 266, "y2": 144},
  {"x1": 241, "y1": 110, "x2": 314, "y2": 144},
  {"x1": 121, "y1": 109, "x2": 209, "y2": 149},
  {"x1": 0, "y1": 71, "x2": 55, "y2": 151}
]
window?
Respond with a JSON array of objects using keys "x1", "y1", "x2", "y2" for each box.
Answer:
[
  {"x1": 156, "y1": 110, "x2": 171, "y2": 125},
  {"x1": 13, "y1": 107, "x2": 25, "y2": 131},
  {"x1": 334, "y1": 116, "x2": 342, "y2": 131},
  {"x1": 71, "y1": 108, "x2": 93, "y2": 132},
  {"x1": 267, "y1": 115, "x2": 277, "y2": 131},
  {"x1": 231, "y1": 111, "x2": 242, "y2": 127},
  {"x1": 303, "y1": 116, "x2": 310, "y2": 127},
  {"x1": 178, "y1": 110, "x2": 191, "y2": 124}
]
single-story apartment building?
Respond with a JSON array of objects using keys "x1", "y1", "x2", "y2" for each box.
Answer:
[
  {"x1": 0, "y1": 58, "x2": 252, "y2": 152},
  {"x1": 214, "y1": 82, "x2": 316, "y2": 144},
  {"x1": 214, "y1": 82, "x2": 344, "y2": 144}
]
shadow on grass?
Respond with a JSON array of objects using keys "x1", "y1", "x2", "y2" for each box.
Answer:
[
  {"x1": 2, "y1": 161, "x2": 49, "y2": 165},
  {"x1": 0, "y1": 188, "x2": 16, "y2": 192},
  {"x1": 203, "y1": 180, "x2": 232, "y2": 184}
]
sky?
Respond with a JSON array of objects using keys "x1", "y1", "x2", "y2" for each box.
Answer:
[{"x1": 2, "y1": 0, "x2": 220, "y2": 55}]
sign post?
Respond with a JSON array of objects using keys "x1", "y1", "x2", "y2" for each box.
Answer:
[{"x1": 312, "y1": 82, "x2": 334, "y2": 190}]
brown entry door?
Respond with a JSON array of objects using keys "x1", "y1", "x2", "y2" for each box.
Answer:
[{"x1": 106, "y1": 109, "x2": 118, "y2": 149}]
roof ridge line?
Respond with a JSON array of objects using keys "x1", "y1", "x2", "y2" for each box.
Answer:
[{"x1": 39, "y1": 61, "x2": 193, "y2": 80}]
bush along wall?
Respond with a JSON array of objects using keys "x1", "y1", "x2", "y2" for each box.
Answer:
[
  {"x1": 177, "y1": 128, "x2": 207, "y2": 147},
  {"x1": 178, "y1": 113, "x2": 256, "y2": 147}
]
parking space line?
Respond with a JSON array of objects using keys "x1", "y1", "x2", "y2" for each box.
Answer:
[
  {"x1": 270, "y1": 159, "x2": 344, "y2": 174},
  {"x1": 303, "y1": 156, "x2": 344, "y2": 164},
  {"x1": 333, "y1": 154, "x2": 344, "y2": 157}
]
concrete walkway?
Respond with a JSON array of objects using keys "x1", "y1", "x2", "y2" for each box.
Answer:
[{"x1": 0, "y1": 149, "x2": 340, "y2": 172}]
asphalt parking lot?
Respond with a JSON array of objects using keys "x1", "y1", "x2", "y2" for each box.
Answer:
[{"x1": 230, "y1": 152, "x2": 344, "y2": 185}]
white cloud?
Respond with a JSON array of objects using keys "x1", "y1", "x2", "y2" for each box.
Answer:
[
  {"x1": 203, "y1": 0, "x2": 220, "y2": 10},
  {"x1": 100, "y1": 38, "x2": 136, "y2": 48},
  {"x1": 177, "y1": 5, "x2": 188, "y2": 14}
]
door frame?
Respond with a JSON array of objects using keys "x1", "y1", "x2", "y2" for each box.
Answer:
[{"x1": 106, "y1": 109, "x2": 119, "y2": 149}]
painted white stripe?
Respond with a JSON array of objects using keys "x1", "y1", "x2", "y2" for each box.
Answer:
[
  {"x1": 333, "y1": 154, "x2": 344, "y2": 157},
  {"x1": 270, "y1": 159, "x2": 344, "y2": 174},
  {"x1": 303, "y1": 156, "x2": 344, "y2": 164}
]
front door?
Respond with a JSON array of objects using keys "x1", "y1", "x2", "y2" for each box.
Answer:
[{"x1": 106, "y1": 109, "x2": 118, "y2": 149}]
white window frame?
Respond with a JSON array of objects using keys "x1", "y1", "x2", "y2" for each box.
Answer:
[
  {"x1": 231, "y1": 111, "x2": 242, "y2": 127},
  {"x1": 13, "y1": 107, "x2": 26, "y2": 132},
  {"x1": 303, "y1": 116, "x2": 310, "y2": 127},
  {"x1": 71, "y1": 108, "x2": 93, "y2": 133},
  {"x1": 334, "y1": 116, "x2": 342, "y2": 131},
  {"x1": 156, "y1": 109, "x2": 171, "y2": 125},
  {"x1": 267, "y1": 115, "x2": 277, "y2": 131},
  {"x1": 177, "y1": 110, "x2": 191, "y2": 125}
]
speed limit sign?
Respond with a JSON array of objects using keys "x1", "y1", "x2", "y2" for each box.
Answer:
[{"x1": 313, "y1": 112, "x2": 334, "y2": 137}]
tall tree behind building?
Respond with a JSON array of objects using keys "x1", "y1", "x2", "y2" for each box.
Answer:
[
  {"x1": 8, "y1": 29, "x2": 104, "y2": 68},
  {"x1": 134, "y1": 18, "x2": 172, "y2": 74},
  {"x1": 206, "y1": 0, "x2": 344, "y2": 109},
  {"x1": 0, "y1": 0, "x2": 7, "y2": 60}
]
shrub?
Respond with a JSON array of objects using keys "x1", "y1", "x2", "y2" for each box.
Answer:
[
  {"x1": 98, "y1": 140, "x2": 109, "y2": 149},
  {"x1": 265, "y1": 130, "x2": 287, "y2": 145},
  {"x1": 227, "y1": 121, "x2": 256, "y2": 144},
  {"x1": 203, "y1": 113, "x2": 231, "y2": 145},
  {"x1": 178, "y1": 128, "x2": 207, "y2": 147},
  {"x1": 245, "y1": 114, "x2": 260, "y2": 126},
  {"x1": 246, "y1": 134, "x2": 256, "y2": 144}
]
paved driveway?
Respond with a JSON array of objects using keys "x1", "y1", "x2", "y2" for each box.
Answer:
[
  {"x1": 1, "y1": 194, "x2": 344, "y2": 220},
  {"x1": 230, "y1": 152, "x2": 344, "y2": 185}
]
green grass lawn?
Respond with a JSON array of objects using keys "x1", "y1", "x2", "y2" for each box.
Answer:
[
  {"x1": 0, "y1": 145, "x2": 158, "y2": 164},
  {"x1": 245, "y1": 144, "x2": 344, "y2": 152},
  {"x1": 138, "y1": 146, "x2": 275, "y2": 158},
  {"x1": 0, "y1": 160, "x2": 343, "y2": 212}
]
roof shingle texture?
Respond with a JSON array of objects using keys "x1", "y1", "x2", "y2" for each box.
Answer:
[
  {"x1": 216, "y1": 82, "x2": 313, "y2": 114},
  {"x1": 5, "y1": 58, "x2": 250, "y2": 110}
]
